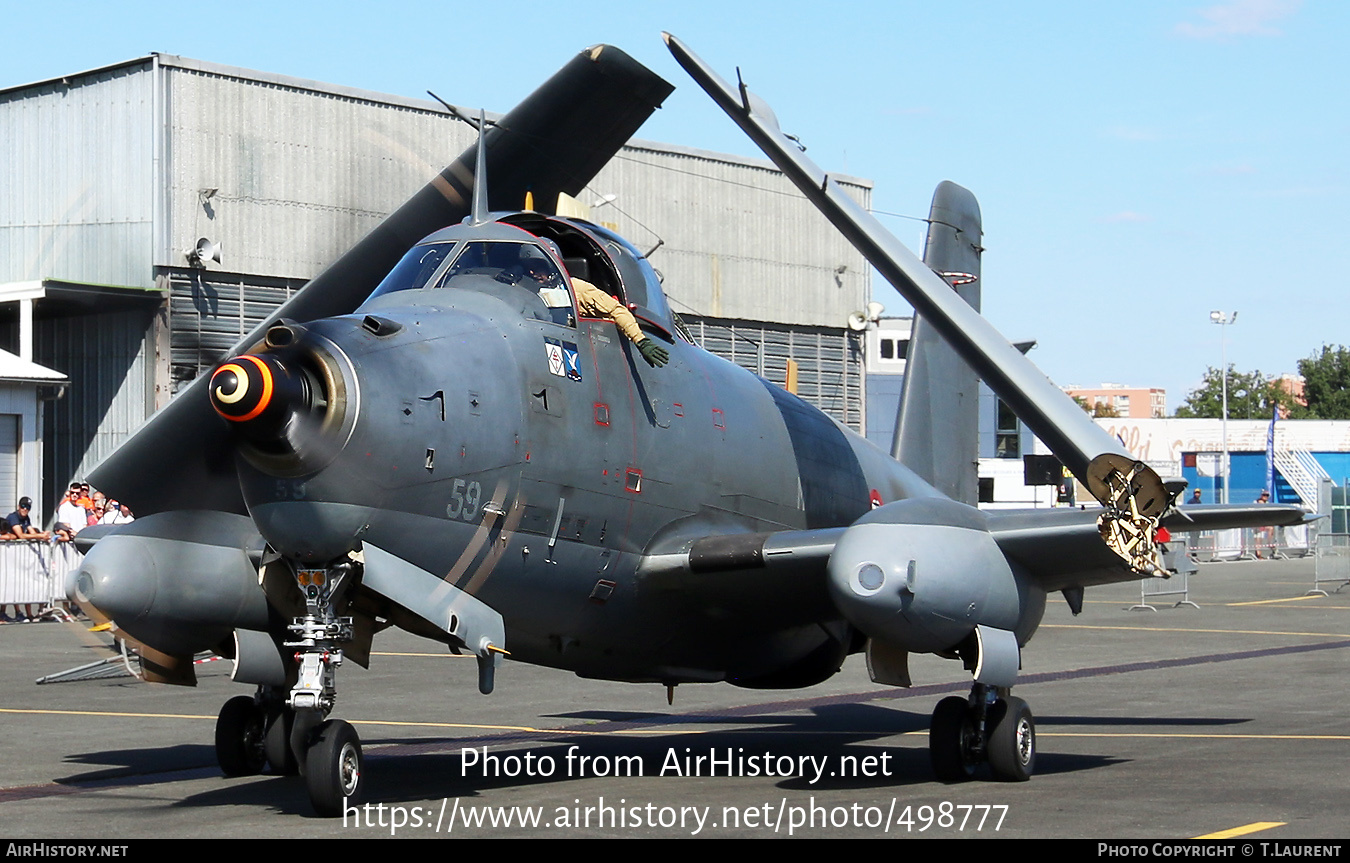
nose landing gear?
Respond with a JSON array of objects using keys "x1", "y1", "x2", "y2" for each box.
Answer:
[{"x1": 212, "y1": 557, "x2": 366, "y2": 816}]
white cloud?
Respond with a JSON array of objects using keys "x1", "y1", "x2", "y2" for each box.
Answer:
[{"x1": 1175, "y1": 0, "x2": 1302, "y2": 39}]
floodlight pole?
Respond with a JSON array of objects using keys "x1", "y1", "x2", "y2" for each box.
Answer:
[{"x1": 1210, "y1": 311, "x2": 1237, "y2": 504}]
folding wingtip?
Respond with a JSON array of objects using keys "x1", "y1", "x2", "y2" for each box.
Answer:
[{"x1": 663, "y1": 32, "x2": 692, "y2": 69}]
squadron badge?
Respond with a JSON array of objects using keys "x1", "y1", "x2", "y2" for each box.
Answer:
[{"x1": 544, "y1": 338, "x2": 582, "y2": 381}]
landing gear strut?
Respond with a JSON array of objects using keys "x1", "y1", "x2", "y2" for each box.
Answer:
[
  {"x1": 212, "y1": 557, "x2": 365, "y2": 815},
  {"x1": 285, "y1": 559, "x2": 364, "y2": 815},
  {"x1": 929, "y1": 684, "x2": 1035, "y2": 782}
]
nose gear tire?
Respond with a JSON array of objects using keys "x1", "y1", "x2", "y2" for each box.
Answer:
[
  {"x1": 264, "y1": 706, "x2": 299, "y2": 775},
  {"x1": 306, "y1": 719, "x2": 364, "y2": 816},
  {"x1": 215, "y1": 696, "x2": 267, "y2": 777}
]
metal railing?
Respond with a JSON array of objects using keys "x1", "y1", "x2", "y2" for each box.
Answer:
[
  {"x1": 0, "y1": 541, "x2": 82, "y2": 618},
  {"x1": 1132, "y1": 538, "x2": 1200, "y2": 611},
  {"x1": 1312, "y1": 533, "x2": 1350, "y2": 596},
  {"x1": 1187, "y1": 525, "x2": 1311, "y2": 563}
]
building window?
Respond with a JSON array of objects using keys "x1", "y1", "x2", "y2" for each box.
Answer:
[
  {"x1": 995, "y1": 399, "x2": 1020, "y2": 459},
  {"x1": 880, "y1": 339, "x2": 894, "y2": 360},
  {"x1": 978, "y1": 476, "x2": 996, "y2": 503}
]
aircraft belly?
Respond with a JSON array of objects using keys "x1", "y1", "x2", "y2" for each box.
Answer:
[{"x1": 353, "y1": 501, "x2": 840, "y2": 683}]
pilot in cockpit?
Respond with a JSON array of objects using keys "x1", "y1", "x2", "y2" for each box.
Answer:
[{"x1": 522, "y1": 258, "x2": 668, "y2": 368}]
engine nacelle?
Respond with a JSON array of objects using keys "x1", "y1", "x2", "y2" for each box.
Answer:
[
  {"x1": 827, "y1": 498, "x2": 1019, "y2": 654},
  {"x1": 72, "y1": 511, "x2": 270, "y2": 656}
]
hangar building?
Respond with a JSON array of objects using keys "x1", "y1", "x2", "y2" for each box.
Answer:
[{"x1": 0, "y1": 53, "x2": 872, "y2": 516}]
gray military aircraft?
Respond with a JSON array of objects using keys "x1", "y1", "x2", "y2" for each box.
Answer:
[{"x1": 70, "y1": 38, "x2": 1304, "y2": 816}]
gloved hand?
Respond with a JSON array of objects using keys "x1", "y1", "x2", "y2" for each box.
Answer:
[{"x1": 637, "y1": 339, "x2": 669, "y2": 368}]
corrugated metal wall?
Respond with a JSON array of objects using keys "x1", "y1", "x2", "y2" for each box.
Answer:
[
  {"x1": 684, "y1": 315, "x2": 864, "y2": 431},
  {"x1": 164, "y1": 267, "x2": 304, "y2": 391},
  {"x1": 164, "y1": 63, "x2": 476, "y2": 280},
  {"x1": 162, "y1": 62, "x2": 868, "y2": 330},
  {"x1": 161, "y1": 270, "x2": 865, "y2": 429},
  {"x1": 0, "y1": 62, "x2": 155, "y2": 287},
  {"x1": 34, "y1": 307, "x2": 155, "y2": 515},
  {"x1": 579, "y1": 143, "x2": 870, "y2": 330},
  {"x1": 0, "y1": 414, "x2": 17, "y2": 511}
]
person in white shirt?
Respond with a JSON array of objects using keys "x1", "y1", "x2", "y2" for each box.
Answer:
[
  {"x1": 100, "y1": 500, "x2": 135, "y2": 525},
  {"x1": 55, "y1": 484, "x2": 89, "y2": 539}
]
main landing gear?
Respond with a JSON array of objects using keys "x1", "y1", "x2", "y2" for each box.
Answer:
[
  {"x1": 929, "y1": 683, "x2": 1035, "y2": 782},
  {"x1": 213, "y1": 558, "x2": 365, "y2": 816}
]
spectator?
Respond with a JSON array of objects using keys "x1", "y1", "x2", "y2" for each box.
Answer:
[
  {"x1": 99, "y1": 500, "x2": 134, "y2": 526},
  {"x1": 4, "y1": 497, "x2": 50, "y2": 541},
  {"x1": 1253, "y1": 490, "x2": 1274, "y2": 558},
  {"x1": 90, "y1": 491, "x2": 107, "y2": 526},
  {"x1": 55, "y1": 482, "x2": 89, "y2": 539}
]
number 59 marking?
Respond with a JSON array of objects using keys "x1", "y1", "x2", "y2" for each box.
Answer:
[{"x1": 445, "y1": 479, "x2": 482, "y2": 521}]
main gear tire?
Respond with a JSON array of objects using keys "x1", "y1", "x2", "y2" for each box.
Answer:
[
  {"x1": 987, "y1": 696, "x2": 1035, "y2": 782},
  {"x1": 929, "y1": 696, "x2": 977, "y2": 782}
]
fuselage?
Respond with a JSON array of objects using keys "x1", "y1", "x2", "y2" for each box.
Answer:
[{"x1": 230, "y1": 213, "x2": 945, "y2": 686}]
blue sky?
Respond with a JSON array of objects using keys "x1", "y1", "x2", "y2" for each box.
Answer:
[{"x1": 4, "y1": 0, "x2": 1345, "y2": 412}]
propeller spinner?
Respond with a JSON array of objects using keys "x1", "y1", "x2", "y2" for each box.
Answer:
[{"x1": 208, "y1": 321, "x2": 355, "y2": 477}]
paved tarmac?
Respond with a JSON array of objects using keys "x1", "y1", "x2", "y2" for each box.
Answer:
[{"x1": 0, "y1": 557, "x2": 1346, "y2": 839}]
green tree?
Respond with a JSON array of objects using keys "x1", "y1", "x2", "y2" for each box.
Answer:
[
  {"x1": 1174, "y1": 365, "x2": 1292, "y2": 419},
  {"x1": 1091, "y1": 400, "x2": 1118, "y2": 418},
  {"x1": 1072, "y1": 395, "x2": 1118, "y2": 417},
  {"x1": 1291, "y1": 345, "x2": 1350, "y2": 419}
]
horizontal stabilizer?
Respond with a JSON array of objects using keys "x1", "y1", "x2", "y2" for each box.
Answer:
[
  {"x1": 1162, "y1": 503, "x2": 1312, "y2": 532},
  {"x1": 987, "y1": 503, "x2": 1307, "y2": 592}
]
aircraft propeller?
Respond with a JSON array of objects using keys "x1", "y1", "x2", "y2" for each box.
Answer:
[{"x1": 208, "y1": 320, "x2": 356, "y2": 480}]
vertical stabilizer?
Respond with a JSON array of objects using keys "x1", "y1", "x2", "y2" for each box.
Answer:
[{"x1": 893, "y1": 181, "x2": 982, "y2": 504}]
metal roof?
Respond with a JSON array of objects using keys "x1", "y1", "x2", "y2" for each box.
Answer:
[{"x1": 0, "y1": 348, "x2": 66, "y2": 383}]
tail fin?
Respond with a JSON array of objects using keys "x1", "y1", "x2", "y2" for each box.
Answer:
[{"x1": 893, "y1": 181, "x2": 983, "y2": 504}]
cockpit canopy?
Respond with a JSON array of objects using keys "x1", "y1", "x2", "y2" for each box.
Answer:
[{"x1": 361, "y1": 214, "x2": 676, "y2": 337}]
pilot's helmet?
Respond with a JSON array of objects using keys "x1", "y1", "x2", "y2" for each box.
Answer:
[
  {"x1": 537, "y1": 237, "x2": 563, "y2": 262},
  {"x1": 520, "y1": 254, "x2": 561, "y2": 288}
]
